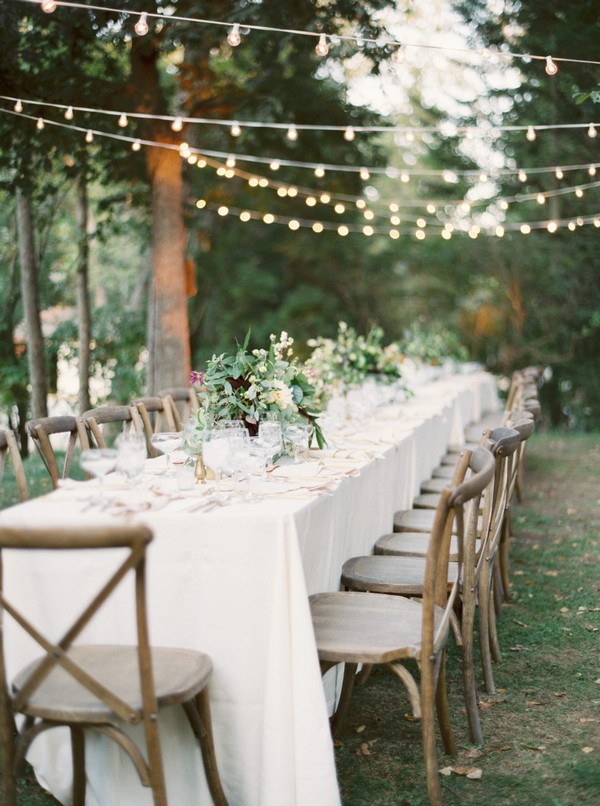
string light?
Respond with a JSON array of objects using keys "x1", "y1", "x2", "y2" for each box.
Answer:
[
  {"x1": 132, "y1": 139, "x2": 141, "y2": 151},
  {"x1": 359, "y1": 167, "x2": 370, "y2": 180},
  {"x1": 555, "y1": 167, "x2": 564, "y2": 179},
  {"x1": 36, "y1": 117, "x2": 44, "y2": 130},
  {"x1": 85, "y1": 129, "x2": 93, "y2": 142},
  {"x1": 526, "y1": 126, "x2": 536, "y2": 141},
  {"x1": 314, "y1": 165, "x2": 325, "y2": 178},
  {"x1": 520, "y1": 224, "x2": 531, "y2": 234},
  {"x1": 589, "y1": 165, "x2": 597, "y2": 176},
  {"x1": 269, "y1": 160, "x2": 280, "y2": 171},
  {"x1": 546, "y1": 221, "x2": 558, "y2": 233},
  {"x1": 171, "y1": 116, "x2": 183, "y2": 132},
  {"x1": 286, "y1": 125, "x2": 298, "y2": 141},
  {"x1": 14, "y1": 99, "x2": 23, "y2": 112},
  {"x1": 518, "y1": 169, "x2": 528, "y2": 182},
  {"x1": 575, "y1": 187, "x2": 584, "y2": 197},
  {"x1": 217, "y1": 205, "x2": 229, "y2": 216},
  {"x1": 536, "y1": 193, "x2": 545, "y2": 204},
  {"x1": 227, "y1": 24, "x2": 241, "y2": 47},
  {"x1": 315, "y1": 34, "x2": 329, "y2": 57},
  {"x1": 495, "y1": 226, "x2": 505, "y2": 237},
  {"x1": 134, "y1": 12, "x2": 148, "y2": 36},
  {"x1": 545, "y1": 55, "x2": 558, "y2": 75},
  {"x1": 588, "y1": 123, "x2": 597, "y2": 138},
  {"x1": 230, "y1": 123, "x2": 242, "y2": 137},
  {"x1": 118, "y1": 113, "x2": 128, "y2": 127},
  {"x1": 343, "y1": 126, "x2": 355, "y2": 142},
  {"x1": 40, "y1": 0, "x2": 57, "y2": 12},
  {"x1": 312, "y1": 222, "x2": 324, "y2": 233}
]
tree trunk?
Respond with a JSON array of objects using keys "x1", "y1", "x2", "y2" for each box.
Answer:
[
  {"x1": 130, "y1": 34, "x2": 191, "y2": 396},
  {"x1": 15, "y1": 185, "x2": 48, "y2": 419},
  {"x1": 76, "y1": 170, "x2": 92, "y2": 413},
  {"x1": 145, "y1": 144, "x2": 190, "y2": 394}
]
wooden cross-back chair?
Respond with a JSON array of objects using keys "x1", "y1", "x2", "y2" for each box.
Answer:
[
  {"x1": 78, "y1": 404, "x2": 144, "y2": 451},
  {"x1": 25, "y1": 416, "x2": 81, "y2": 490},
  {"x1": 157, "y1": 387, "x2": 201, "y2": 426},
  {"x1": 0, "y1": 428, "x2": 28, "y2": 503},
  {"x1": 131, "y1": 397, "x2": 183, "y2": 457},
  {"x1": 0, "y1": 524, "x2": 228, "y2": 806},
  {"x1": 310, "y1": 447, "x2": 495, "y2": 805}
]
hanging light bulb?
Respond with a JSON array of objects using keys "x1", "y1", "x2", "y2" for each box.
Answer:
[
  {"x1": 518, "y1": 169, "x2": 527, "y2": 182},
  {"x1": 587, "y1": 123, "x2": 597, "y2": 138},
  {"x1": 536, "y1": 193, "x2": 546, "y2": 204},
  {"x1": 226, "y1": 156, "x2": 236, "y2": 168},
  {"x1": 41, "y1": 0, "x2": 57, "y2": 13},
  {"x1": 63, "y1": 105, "x2": 73, "y2": 120},
  {"x1": 359, "y1": 167, "x2": 370, "y2": 180},
  {"x1": 230, "y1": 123, "x2": 242, "y2": 137},
  {"x1": 286, "y1": 125, "x2": 298, "y2": 141},
  {"x1": 171, "y1": 116, "x2": 183, "y2": 132},
  {"x1": 526, "y1": 126, "x2": 536, "y2": 141},
  {"x1": 312, "y1": 222, "x2": 324, "y2": 233},
  {"x1": 589, "y1": 165, "x2": 597, "y2": 176},
  {"x1": 134, "y1": 12, "x2": 149, "y2": 36},
  {"x1": 314, "y1": 165, "x2": 325, "y2": 178},
  {"x1": 546, "y1": 221, "x2": 558, "y2": 233},
  {"x1": 575, "y1": 187, "x2": 584, "y2": 198},
  {"x1": 269, "y1": 160, "x2": 280, "y2": 171},
  {"x1": 520, "y1": 224, "x2": 531, "y2": 234},
  {"x1": 315, "y1": 34, "x2": 329, "y2": 57},
  {"x1": 227, "y1": 24, "x2": 241, "y2": 47},
  {"x1": 495, "y1": 225, "x2": 505, "y2": 238},
  {"x1": 36, "y1": 117, "x2": 44, "y2": 130},
  {"x1": 545, "y1": 55, "x2": 558, "y2": 75},
  {"x1": 132, "y1": 140, "x2": 141, "y2": 152},
  {"x1": 118, "y1": 113, "x2": 128, "y2": 128},
  {"x1": 555, "y1": 167, "x2": 564, "y2": 179},
  {"x1": 85, "y1": 130, "x2": 94, "y2": 143},
  {"x1": 14, "y1": 99, "x2": 23, "y2": 112},
  {"x1": 344, "y1": 126, "x2": 355, "y2": 142}
]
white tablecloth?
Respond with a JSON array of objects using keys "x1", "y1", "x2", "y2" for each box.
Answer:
[{"x1": 0, "y1": 371, "x2": 498, "y2": 806}]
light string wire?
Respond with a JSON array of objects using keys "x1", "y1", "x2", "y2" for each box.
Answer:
[
  {"x1": 14, "y1": 0, "x2": 600, "y2": 68},
  {"x1": 3, "y1": 98, "x2": 600, "y2": 188},
  {"x1": 2, "y1": 106, "x2": 599, "y2": 217},
  {"x1": 3, "y1": 94, "x2": 599, "y2": 139},
  {"x1": 195, "y1": 199, "x2": 600, "y2": 236}
]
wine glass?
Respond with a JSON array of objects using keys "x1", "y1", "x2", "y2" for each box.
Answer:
[
  {"x1": 115, "y1": 432, "x2": 147, "y2": 484},
  {"x1": 258, "y1": 421, "x2": 282, "y2": 464},
  {"x1": 80, "y1": 448, "x2": 118, "y2": 502},
  {"x1": 150, "y1": 431, "x2": 182, "y2": 476},
  {"x1": 201, "y1": 431, "x2": 233, "y2": 500},
  {"x1": 284, "y1": 423, "x2": 312, "y2": 464}
]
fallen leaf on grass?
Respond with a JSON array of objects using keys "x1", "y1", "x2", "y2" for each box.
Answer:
[
  {"x1": 544, "y1": 570, "x2": 560, "y2": 577},
  {"x1": 356, "y1": 725, "x2": 366, "y2": 733},
  {"x1": 513, "y1": 619, "x2": 530, "y2": 628},
  {"x1": 403, "y1": 712, "x2": 419, "y2": 722},
  {"x1": 553, "y1": 692, "x2": 566, "y2": 698},
  {"x1": 580, "y1": 718, "x2": 598, "y2": 723},
  {"x1": 513, "y1": 570, "x2": 525, "y2": 576},
  {"x1": 526, "y1": 700, "x2": 546, "y2": 707},
  {"x1": 478, "y1": 698, "x2": 507, "y2": 709},
  {"x1": 567, "y1": 508, "x2": 577, "y2": 515},
  {"x1": 333, "y1": 739, "x2": 344, "y2": 748},
  {"x1": 559, "y1": 607, "x2": 570, "y2": 613},
  {"x1": 582, "y1": 747, "x2": 594, "y2": 754},
  {"x1": 355, "y1": 739, "x2": 378, "y2": 757},
  {"x1": 464, "y1": 748, "x2": 483, "y2": 759},
  {"x1": 523, "y1": 744, "x2": 546, "y2": 752},
  {"x1": 595, "y1": 679, "x2": 600, "y2": 685},
  {"x1": 439, "y1": 766, "x2": 482, "y2": 779}
]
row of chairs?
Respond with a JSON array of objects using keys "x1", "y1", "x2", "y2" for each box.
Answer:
[
  {"x1": 309, "y1": 368, "x2": 542, "y2": 805},
  {"x1": 0, "y1": 386, "x2": 202, "y2": 502}
]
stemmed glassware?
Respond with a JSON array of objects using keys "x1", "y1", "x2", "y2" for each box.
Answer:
[
  {"x1": 202, "y1": 430, "x2": 234, "y2": 500},
  {"x1": 80, "y1": 447, "x2": 118, "y2": 502},
  {"x1": 115, "y1": 432, "x2": 147, "y2": 484},
  {"x1": 258, "y1": 421, "x2": 282, "y2": 464},
  {"x1": 150, "y1": 431, "x2": 182, "y2": 477},
  {"x1": 284, "y1": 423, "x2": 312, "y2": 464}
]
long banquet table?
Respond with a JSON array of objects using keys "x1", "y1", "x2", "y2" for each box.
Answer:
[{"x1": 0, "y1": 370, "x2": 499, "y2": 806}]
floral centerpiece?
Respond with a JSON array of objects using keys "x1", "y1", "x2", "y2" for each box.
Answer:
[
  {"x1": 400, "y1": 321, "x2": 469, "y2": 366},
  {"x1": 304, "y1": 321, "x2": 404, "y2": 408},
  {"x1": 190, "y1": 331, "x2": 325, "y2": 447}
]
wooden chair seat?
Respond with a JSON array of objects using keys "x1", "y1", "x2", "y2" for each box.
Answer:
[
  {"x1": 13, "y1": 646, "x2": 212, "y2": 723},
  {"x1": 431, "y1": 464, "x2": 456, "y2": 479},
  {"x1": 419, "y1": 477, "x2": 447, "y2": 494},
  {"x1": 375, "y1": 532, "x2": 473, "y2": 562},
  {"x1": 310, "y1": 591, "x2": 446, "y2": 664},
  {"x1": 341, "y1": 555, "x2": 458, "y2": 595}
]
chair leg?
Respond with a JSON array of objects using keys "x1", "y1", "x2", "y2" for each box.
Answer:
[
  {"x1": 460, "y1": 594, "x2": 483, "y2": 745},
  {"x1": 478, "y1": 567, "x2": 496, "y2": 695},
  {"x1": 184, "y1": 690, "x2": 228, "y2": 806},
  {"x1": 489, "y1": 586, "x2": 502, "y2": 664},
  {"x1": 70, "y1": 726, "x2": 86, "y2": 806},
  {"x1": 499, "y1": 516, "x2": 512, "y2": 603},
  {"x1": 0, "y1": 704, "x2": 17, "y2": 806},
  {"x1": 421, "y1": 660, "x2": 443, "y2": 806},
  {"x1": 330, "y1": 663, "x2": 358, "y2": 738},
  {"x1": 435, "y1": 651, "x2": 456, "y2": 756}
]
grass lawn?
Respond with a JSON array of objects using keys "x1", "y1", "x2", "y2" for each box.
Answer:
[{"x1": 1, "y1": 431, "x2": 598, "y2": 804}]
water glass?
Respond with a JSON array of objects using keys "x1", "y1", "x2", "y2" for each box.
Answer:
[
  {"x1": 115, "y1": 432, "x2": 147, "y2": 484},
  {"x1": 258, "y1": 421, "x2": 282, "y2": 463},
  {"x1": 284, "y1": 423, "x2": 312, "y2": 464},
  {"x1": 80, "y1": 448, "x2": 118, "y2": 501}
]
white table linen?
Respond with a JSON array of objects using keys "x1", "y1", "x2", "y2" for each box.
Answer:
[{"x1": 0, "y1": 371, "x2": 499, "y2": 806}]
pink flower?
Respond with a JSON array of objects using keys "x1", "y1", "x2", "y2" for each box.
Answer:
[{"x1": 190, "y1": 370, "x2": 204, "y2": 385}]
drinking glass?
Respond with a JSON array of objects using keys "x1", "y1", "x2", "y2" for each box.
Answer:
[
  {"x1": 115, "y1": 432, "x2": 147, "y2": 484},
  {"x1": 202, "y1": 431, "x2": 233, "y2": 499},
  {"x1": 284, "y1": 423, "x2": 312, "y2": 464},
  {"x1": 231, "y1": 438, "x2": 268, "y2": 501},
  {"x1": 80, "y1": 448, "x2": 118, "y2": 501},
  {"x1": 150, "y1": 431, "x2": 182, "y2": 476},
  {"x1": 258, "y1": 421, "x2": 282, "y2": 463}
]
